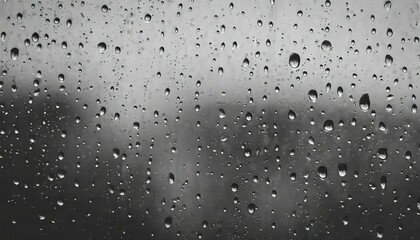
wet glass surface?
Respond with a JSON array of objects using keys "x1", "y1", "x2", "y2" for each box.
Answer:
[{"x1": 1, "y1": 0, "x2": 420, "y2": 239}]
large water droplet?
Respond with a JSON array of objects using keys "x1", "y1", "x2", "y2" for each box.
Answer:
[
  {"x1": 112, "y1": 148, "x2": 120, "y2": 159},
  {"x1": 289, "y1": 53, "x2": 300, "y2": 69},
  {"x1": 338, "y1": 163, "x2": 347, "y2": 177},
  {"x1": 219, "y1": 109, "x2": 226, "y2": 119},
  {"x1": 385, "y1": 55, "x2": 393, "y2": 66},
  {"x1": 245, "y1": 112, "x2": 252, "y2": 121},
  {"x1": 164, "y1": 217, "x2": 172, "y2": 228},
  {"x1": 168, "y1": 173, "x2": 175, "y2": 184},
  {"x1": 323, "y1": 120, "x2": 334, "y2": 132},
  {"x1": 376, "y1": 225, "x2": 384, "y2": 238},
  {"x1": 308, "y1": 90, "x2": 318, "y2": 102},
  {"x1": 144, "y1": 14, "x2": 152, "y2": 23},
  {"x1": 101, "y1": 5, "x2": 108, "y2": 12},
  {"x1": 377, "y1": 148, "x2": 387, "y2": 160},
  {"x1": 288, "y1": 110, "x2": 296, "y2": 120},
  {"x1": 321, "y1": 40, "x2": 332, "y2": 52},
  {"x1": 97, "y1": 42, "x2": 107, "y2": 52},
  {"x1": 242, "y1": 58, "x2": 249, "y2": 67},
  {"x1": 231, "y1": 183, "x2": 238, "y2": 192},
  {"x1": 247, "y1": 203, "x2": 256, "y2": 213},
  {"x1": 318, "y1": 166, "x2": 328, "y2": 179},
  {"x1": 244, "y1": 148, "x2": 251, "y2": 157},
  {"x1": 32, "y1": 32, "x2": 39, "y2": 42},
  {"x1": 359, "y1": 93, "x2": 370, "y2": 111},
  {"x1": 384, "y1": 1, "x2": 391, "y2": 11},
  {"x1": 11, "y1": 48, "x2": 19, "y2": 60}
]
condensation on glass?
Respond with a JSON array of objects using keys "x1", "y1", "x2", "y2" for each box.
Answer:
[{"x1": 0, "y1": 0, "x2": 420, "y2": 239}]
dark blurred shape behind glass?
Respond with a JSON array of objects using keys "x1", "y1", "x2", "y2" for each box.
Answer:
[{"x1": 1, "y1": 0, "x2": 420, "y2": 239}]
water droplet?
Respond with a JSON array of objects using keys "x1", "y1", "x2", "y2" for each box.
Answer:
[
  {"x1": 164, "y1": 217, "x2": 172, "y2": 228},
  {"x1": 376, "y1": 225, "x2": 384, "y2": 238},
  {"x1": 11, "y1": 48, "x2": 19, "y2": 60},
  {"x1": 32, "y1": 32, "x2": 39, "y2": 42},
  {"x1": 321, "y1": 40, "x2": 332, "y2": 52},
  {"x1": 242, "y1": 58, "x2": 249, "y2": 68},
  {"x1": 97, "y1": 42, "x2": 107, "y2": 52},
  {"x1": 244, "y1": 148, "x2": 251, "y2": 157},
  {"x1": 133, "y1": 122, "x2": 140, "y2": 130},
  {"x1": 385, "y1": 55, "x2": 393, "y2": 66},
  {"x1": 384, "y1": 1, "x2": 391, "y2": 11},
  {"x1": 379, "y1": 122, "x2": 386, "y2": 131},
  {"x1": 323, "y1": 120, "x2": 334, "y2": 132},
  {"x1": 412, "y1": 104, "x2": 417, "y2": 113},
  {"x1": 144, "y1": 14, "x2": 152, "y2": 23},
  {"x1": 57, "y1": 199, "x2": 64, "y2": 206},
  {"x1": 112, "y1": 148, "x2": 120, "y2": 159},
  {"x1": 289, "y1": 53, "x2": 300, "y2": 69},
  {"x1": 245, "y1": 112, "x2": 252, "y2": 121},
  {"x1": 386, "y1": 28, "x2": 393, "y2": 37},
  {"x1": 318, "y1": 166, "x2": 327, "y2": 179},
  {"x1": 57, "y1": 169, "x2": 66, "y2": 179},
  {"x1": 380, "y1": 176, "x2": 387, "y2": 189},
  {"x1": 288, "y1": 110, "x2": 296, "y2": 120},
  {"x1": 168, "y1": 173, "x2": 175, "y2": 184},
  {"x1": 231, "y1": 183, "x2": 238, "y2": 192},
  {"x1": 247, "y1": 203, "x2": 256, "y2": 213},
  {"x1": 101, "y1": 5, "x2": 108, "y2": 12},
  {"x1": 338, "y1": 163, "x2": 347, "y2": 177},
  {"x1": 218, "y1": 67, "x2": 224, "y2": 75},
  {"x1": 359, "y1": 93, "x2": 370, "y2": 112},
  {"x1": 377, "y1": 148, "x2": 387, "y2": 160},
  {"x1": 219, "y1": 109, "x2": 226, "y2": 118},
  {"x1": 308, "y1": 90, "x2": 318, "y2": 102}
]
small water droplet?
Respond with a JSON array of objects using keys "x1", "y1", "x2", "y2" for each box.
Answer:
[{"x1": 164, "y1": 217, "x2": 172, "y2": 228}]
